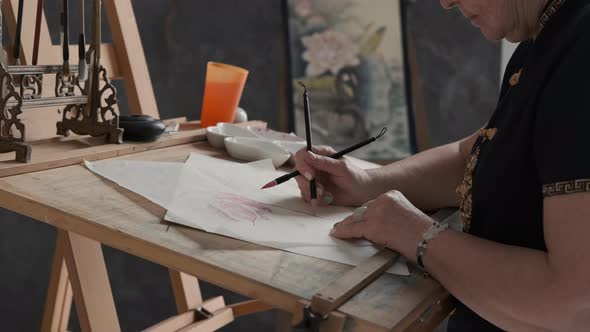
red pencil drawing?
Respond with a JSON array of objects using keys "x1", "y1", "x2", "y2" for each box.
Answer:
[{"x1": 209, "y1": 193, "x2": 273, "y2": 225}]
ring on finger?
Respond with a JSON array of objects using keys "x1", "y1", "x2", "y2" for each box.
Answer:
[{"x1": 352, "y1": 206, "x2": 368, "y2": 223}]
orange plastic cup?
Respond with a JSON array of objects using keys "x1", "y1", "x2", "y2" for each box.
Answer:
[{"x1": 200, "y1": 62, "x2": 249, "y2": 128}]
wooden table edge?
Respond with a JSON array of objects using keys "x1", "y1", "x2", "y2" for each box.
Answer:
[{"x1": 0, "y1": 182, "x2": 401, "y2": 331}]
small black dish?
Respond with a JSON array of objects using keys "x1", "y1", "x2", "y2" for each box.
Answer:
[{"x1": 119, "y1": 115, "x2": 166, "y2": 142}]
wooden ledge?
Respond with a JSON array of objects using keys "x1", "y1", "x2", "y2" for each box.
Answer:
[{"x1": 0, "y1": 120, "x2": 267, "y2": 178}]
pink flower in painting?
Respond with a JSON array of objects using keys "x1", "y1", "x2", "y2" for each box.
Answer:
[
  {"x1": 302, "y1": 30, "x2": 360, "y2": 77},
  {"x1": 293, "y1": 0, "x2": 312, "y2": 17},
  {"x1": 306, "y1": 15, "x2": 327, "y2": 30}
]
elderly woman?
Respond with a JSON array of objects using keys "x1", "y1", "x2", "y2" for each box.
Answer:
[{"x1": 294, "y1": 0, "x2": 590, "y2": 331}]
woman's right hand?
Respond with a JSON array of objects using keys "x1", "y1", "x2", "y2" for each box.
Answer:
[{"x1": 293, "y1": 146, "x2": 374, "y2": 207}]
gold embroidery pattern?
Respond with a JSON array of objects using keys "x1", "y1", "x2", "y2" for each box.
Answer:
[
  {"x1": 456, "y1": 128, "x2": 497, "y2": 232},
  {"x1": 539, "y1": 0, "x2": 566, "y2": 33},
  {"x1": 542, "y1": 179, "x2": 590, "y2": 197}
]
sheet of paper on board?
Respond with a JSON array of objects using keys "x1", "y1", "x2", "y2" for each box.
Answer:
[
  {"x1": 166, "y1": 153, "x2": 409, "y2": 275},
  {"x1": 85, "y1": 155, "x2": 409, "y2": 275}
]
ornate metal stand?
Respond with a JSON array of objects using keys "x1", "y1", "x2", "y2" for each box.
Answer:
[{"x1": 0, "y1": 0, "x2": 123, "y2": 163}]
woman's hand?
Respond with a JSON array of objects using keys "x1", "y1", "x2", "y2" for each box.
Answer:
[
  {"x1": 294, "y1": 146, "x2": 374, "y2": 207},
  {"x1": 330, "y1": 190, "x2": 432, "y2": 258}
]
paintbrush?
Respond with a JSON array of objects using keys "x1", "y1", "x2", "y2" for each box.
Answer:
[
  {"x1": 13, "y1": 0, "x2": 24, "y2": 65},
  {"x1": 77, "y1": 0, "x2": 88, "y2": 81},
  {"x1": 261, "y1": 127, "x2": 388, "y2": 189},
  {"x1": 298, "y1": 82, "x2": 317, "y2": 211},
  {"x1": 32, "y1": 0, "x2": 44, "y2": 65},
  {"x1": 61, "y1": 0, "x2": 70, "y2": 77}
]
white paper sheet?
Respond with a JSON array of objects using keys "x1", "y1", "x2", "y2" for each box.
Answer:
[
  {"x1": 85, "y1": 155, "x2": 409, "y2": 275},
  {"x1": 167, "y1": 153, "x2": 409, "y2": 275},
  {"x1": 85, "y1": 160, "x2": 184, "y2": 208}
]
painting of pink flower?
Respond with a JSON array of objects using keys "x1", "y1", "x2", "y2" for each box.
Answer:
[
  {"x1": 286, "y1": 0, "x2": 411, "y2": 161},
  {"x1": 301, "y1": 30, "x2": 360, "y2": 77}
]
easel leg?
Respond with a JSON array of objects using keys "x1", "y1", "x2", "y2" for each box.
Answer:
[
  {"x1": 168, "y1": 270, "x2": 203, "y2": 313},
  {"x1": 61, "y1": 230, "x2": 121, "y2": 332},
  {"x1": 41, "y1": 232, "x2": 73, "y2": 332}
]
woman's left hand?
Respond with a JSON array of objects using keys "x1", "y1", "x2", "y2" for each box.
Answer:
[{"x1": 330, "y1": 190, "x2": 433, "y2": 258}]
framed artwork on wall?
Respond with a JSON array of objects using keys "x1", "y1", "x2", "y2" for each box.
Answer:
[{"x1": 283, "y1": 0, "x2": 415, "y2": 161}]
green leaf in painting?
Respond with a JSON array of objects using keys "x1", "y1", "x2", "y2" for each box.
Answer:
[{"x1": 361, "y1": 27, "x2": 386, "y2": 57}]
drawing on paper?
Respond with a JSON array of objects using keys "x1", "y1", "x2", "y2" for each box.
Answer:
[{"x1": 209, "y1": 193, "x2": 273, "y2": 225}]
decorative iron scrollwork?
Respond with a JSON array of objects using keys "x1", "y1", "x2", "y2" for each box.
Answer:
[
  {"x1": 97, "y1": 66, "x2": 118, "y2": 123},
  {"x1": 21, "y1": 74, "x2": 43, "y2": 100},
  {"x1": 0, "y1": 64, "x2": 25, "y2": 142},
  {"x1": 0, "y1": 0, "x2": 122, "y2": 163},
  {"x1": 55, "y1": 72, "x2": 77, "y2": 97},
  {"x1": 0, "y1": 63, "x2": 32, "y2": 162},
  {"x1": 56, "y1": 65, "x2": 123, "y2": 144}
]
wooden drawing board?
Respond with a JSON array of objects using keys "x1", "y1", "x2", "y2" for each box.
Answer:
[{"x1": 0, "y1": 141, "x2": 451, "y2": 331}]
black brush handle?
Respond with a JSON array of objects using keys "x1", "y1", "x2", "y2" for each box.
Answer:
[
  {"x1": 78, "y1": 33, "x2": 86, "y2": 60},
  {"x1": 14, "y1": 0, "x2": 24, "y2": 60},
  {"x1": 62, "y1": 0, "x2": 70, "y2": 61},
  {"x1": 78, "y1": 0, "x2": 85, "y2": 60}
]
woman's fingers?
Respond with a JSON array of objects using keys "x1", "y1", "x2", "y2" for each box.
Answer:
[
  {"x1": 311, "y1": 145, "x2": 337, "y2": 156},
  {"x1": 304, "y1": 151, "x2": 349, "y2": 177},
  {"x1": 330, "y1": 218, "x2": 366, "y2": 239},
  {"x1": 294, "y1": 149, "x2": 317, "y2": 181},
  {"x1": 295, "y1": 145, "x2": 346, "y2": 181},
  {"x1": 295, "y1": 175, "x2": 311, "y2": 202},
  {"x1": 296, "y1": 176, "x2": 330, "y2": 205}
]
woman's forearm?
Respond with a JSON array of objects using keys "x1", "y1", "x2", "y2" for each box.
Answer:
[
  {"x1": 366, "y1": 139, "x2": 469, "y2": 211},
  {"x1": 409, "y1": 228, "x2": 588, "y2": 331}
]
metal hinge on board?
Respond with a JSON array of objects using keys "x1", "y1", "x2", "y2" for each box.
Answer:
[{"x1": 294, "y1": 303, "x2": 329, "y2": 332}]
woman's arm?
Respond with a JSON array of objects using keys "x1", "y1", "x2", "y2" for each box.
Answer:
[
  {"x1": 418, "y1": 194, "x2": 590, "y2": 331},
  {"x1": 294, "y1": 130, "x2": 479, "y2": 209},
  {"x1": 331, "y1": 191, "x2": 590, "y2": 331},
  {"x1": 366, "y1": 129, "x2": 479, "y2": 211}
]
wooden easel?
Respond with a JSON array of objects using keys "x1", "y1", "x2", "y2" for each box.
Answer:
[{"x1": 0, "y1": 1, "x2": 227, "y2": 331}]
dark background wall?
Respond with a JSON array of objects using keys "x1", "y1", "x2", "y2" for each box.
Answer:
[{"x1": 0, "y1": 1, "x2": 499, "y2": 331}]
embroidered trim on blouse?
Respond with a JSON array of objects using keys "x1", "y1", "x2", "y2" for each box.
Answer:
[
  {"x1": 456, "y1": 128, "x2": 497, "y2": 232},
  {"x1": 542, "y1": 179, "x2": 590, "y2": 197},
  {"x1": 539, "y1": 0, "x2": 566, "y2": 33}
]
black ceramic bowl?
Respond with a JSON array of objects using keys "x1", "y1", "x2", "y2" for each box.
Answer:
[{"x1": 119, "y1": 115, "x2": 166, "y2": 142}]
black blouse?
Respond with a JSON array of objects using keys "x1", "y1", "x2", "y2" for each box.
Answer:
[{"x1": 450, "y1": 0, "x2": 590, "y2": 330}]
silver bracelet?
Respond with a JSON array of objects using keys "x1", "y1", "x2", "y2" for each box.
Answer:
[{"x1": 416, "y1": 221, "x2": 449, "y2": 270}]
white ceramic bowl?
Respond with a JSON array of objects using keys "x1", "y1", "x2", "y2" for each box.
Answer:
[
  {"x1": 206, "y1": 123, "x2": 257, "y2": 149},
  {"x1": 274, "y1": 141, "x2": 308, "y2": 165},
  {"x1": 247, "y1": 126, "x2": 304, "y2": 142},
  {"x1": 224, "y1": 137, "x2": 291, "y2": 168},
  {"x1": 206, "y1": 126, "x2": 226, "y2": 148}
]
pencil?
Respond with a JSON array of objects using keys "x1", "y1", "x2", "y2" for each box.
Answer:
[{"x1": 261, "y1": 127, "x2": 388, "y2": 189}]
